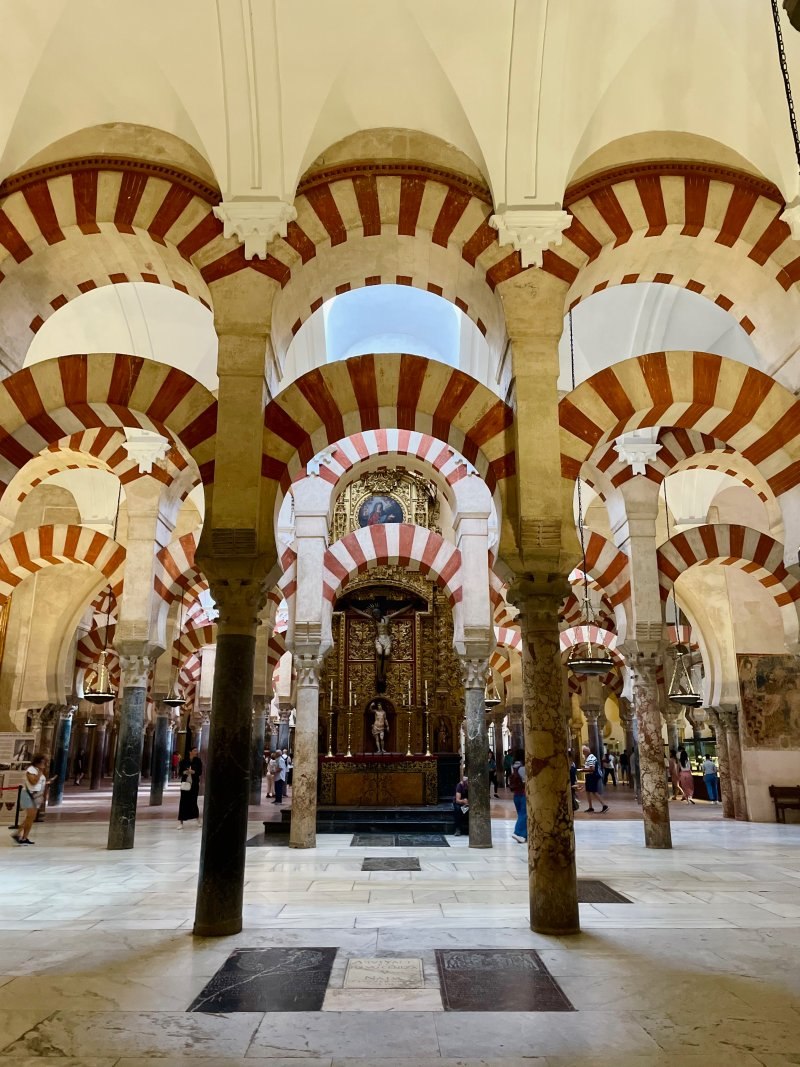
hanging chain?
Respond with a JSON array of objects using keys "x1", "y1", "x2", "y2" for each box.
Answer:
[
  {"x1": 771, "y1": 0, "x2": 800, "y2": 173},
  {"x1": 662, "y1": 477, "x2": 682, "y2": 635},
  {"x1": 569, "y1": 309, "x2": 593, "y2": 623}
]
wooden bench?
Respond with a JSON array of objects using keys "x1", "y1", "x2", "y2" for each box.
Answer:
[{"x1": 769, "y1": 785, "x2": 800, "y2": 823}]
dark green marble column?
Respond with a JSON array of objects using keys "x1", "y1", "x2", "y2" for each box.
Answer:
[
  {"x1": 108, "y1": 654, "x2": 152, "y2": 851},
  {"x1": 249, "y1": 696, "x2": 267, "y2": 805},
  {"x1": 194, "y1": 577, "x2": 263, "y2": 936},
  {"x1": 149, "y1": 711, "x2": 170, "y2": 806},
  {"x1": 462, "y1": 657, "x2": 492, "y2": 849},
  {"x1": 49, "y1": 706, "x2": 74, "y2": 806}
]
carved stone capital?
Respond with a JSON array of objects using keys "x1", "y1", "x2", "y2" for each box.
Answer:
[
  {"x1": 119, "y1": 653, "x2": 153, "y2": 690},
  {"x1": 507, "y1": 578, "x2": 569, "y2": 633},
  {"x1": 295, "y1": 651, "x2": 323, "y2": 689},
  {"x1": 459, "y1": 655, "x2": 489, "y2": 690},
  {"x1": 613, "y1": 429, "x2": 662, "y2": 477},
  {"x1": 661, "y1": 706, "x2": 684, "y2": 727},
  {"x1": 716, "y1": 704, "x2": 741, "y2": 734},
  {"x1": 213, "y1": 198, "x2": 298, "y2": 260},
  {"x1": 122, "y1": 428, "x2": 170, "y2": 473},
  {"x1": 209, "y1": 576, "x2": 268, "y2": 636},
  {"x1": 581, "y1": 703, "x2": 601, "y2": 724},
  {"x1": 489, "y1": 207, "x2": 571, "y2": 268},
  {"x1": 252, "y1": 695, "x2": 268, "y2": 716}
]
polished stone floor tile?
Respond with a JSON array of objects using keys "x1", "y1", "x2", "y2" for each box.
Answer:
[
  {"x1": 343, "y1": 957, "x2": 424, "y2": 988},
  {"x1": 249, "y1": 1011, "x2": 440, "y2": 1058},
  {"x1": 188, "y1": 947, "x2": 338, "y2": 1013},
  {"x1": 435, "y1": 949, "x2": 574, "y2": 1012}
]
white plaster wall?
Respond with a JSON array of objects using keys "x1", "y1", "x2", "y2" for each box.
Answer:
[{"x1": 742, "y1": 750, "x2": 800, "y2": 823}]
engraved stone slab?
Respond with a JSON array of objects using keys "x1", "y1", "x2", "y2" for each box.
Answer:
[
  {"x1": 577, "y1": 879, "x2": 632, "y2": 904},
  {"x1": 396, "y1": 833, "x2": 449, "y2": 847},
  {"x1": 435, "y1": 949, "x2": 574, "y2": 1012},
  {"x1": 362, "y1": 857, "x2": 421, "y2": 871},
  {"x1": 344, "y1": 957, "x2": 424, "y2": 989},
  {"x1": 188, "y1": 947, "x2": 337, "y2": 1012},
  {"x1": 351, "y1": 834, "x2": 395, "y2": 847}
]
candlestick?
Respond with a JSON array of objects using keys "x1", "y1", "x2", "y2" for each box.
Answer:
[
  {"x1": 327, "y1": 707, "x2": 334, "y2": 758},
  {"x1": 424, "y1": 679, "x2": 428, "y2": 707},
  {"x1": 424, "y1": 705, "x2": 431, "y2": 757},
  {"x1": 406, "y1": 706, "x2": 412, "y2": 756},
  {"x1": 407, "y1": 679, "x2": 412, "y2": 707},
  {"x1": 329, "y1": 678, "x2": 333, "y2": 707},
  {"x1": 346, "y1": 708, "x2": 353, "y2": 758}
]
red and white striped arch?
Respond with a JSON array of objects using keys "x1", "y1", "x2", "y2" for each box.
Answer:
[
  {"x1": 559, "y1": 624, "x2": 618, "y2": 654},
  {"x1": 560, "y1": 351, "x2": 800, "y2": 498},
  {"x1": 550, "y1": 161, "x2": 800, "y2": 355},
  {"x1": 268, "y1": 162, "x2": 517, "y2": 360},
  {"x1": 0, "y1": 355, "x2": 217, "y2": 501},
  {"x1": 578, "y1": 530, "x2": 631, "y2": 609},
  {"x1": 0, "y1": 524, "x2": 125, "y2": 601},
  {"x1": 154, "y1": 532, "x2": 201, "y2": 606},
  {"x1": 494, "y1": 626, "x2": 521, "y2": 653},
  {"x1": 322, "y1": 524, "x2": 462, "y2": 608},
  {"x1": 657, "y1": 523, "x2": 800, "y2": 637}
]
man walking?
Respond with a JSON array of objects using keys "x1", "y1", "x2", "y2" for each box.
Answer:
[
  {"x1": 274, "y1": 750, "x2": 287, "y2": 805},
  {"x1": 702, "y1": 754, "x2": 719, "y2": 802}
]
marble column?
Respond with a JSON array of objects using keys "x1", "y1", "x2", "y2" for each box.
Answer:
[
  {"x1": 90, "y1": 721, "x2": 107, "y2": 790},
  {"x1": 507, "y1": 701, "x2": 524, "y2": 753},
  {"x1": 619, "y1": 700, "x2": 637, "y2": 790},
  {"x1": 194, "y1": 577, "x2": 264, "y2": 937},
  {"x1": 719, "y1": 703, "x2": 748, "y2": 820},
  {"x1": 630, "y1": 653, "x2": 672, "y2": 849},
  {"x1": 663, "y1": 707, "x2": 682, "y2": 756},
  {"x1": 462, "y1": 656, "x2": 491, "y2": 849},
  {"x1": 141, "y1": 724, "x2": 153, "y2": 779},
  {"x1": 582, "y1": 704, "x2": 603, "y2": 760},
  {"x1": 277, "y1": 705, "x2": 292, "y2": 751},
  {"x1": 105, "y1": 716, "x2": 119, "y2": 778},
  {"x1": 517, "y1": 589, "x2": 579, "y2": 935},
  {"x1": 492, "y1": 709, "x2": 505, "y2": 791},
  {"x1": 707, "y1": 707, "x2": 734, "y2": 818},
  {"x1": 687, "y1": 707, "x2": 706, "y2": 756},
  {"x1": 49, "y1": 706, "x2": 75, "y2": 806},
  {"x1": 29, "y1": 708, "x2": 44, "y2": 754},
  {"x1": 149, "y1": 710, "x2": 170, "y2": 806},
  {"x1": 290, "y1": 651, "x2": 322, "y2": 848},
  {"x1": 198, "y1": 712, "x2": 211, "y2": 795},
  {"x1": 108, "y1": 653, "x2": 152, "y2": 850},
  {"x1": 250, "y1": 696, "x2": 267, "y2": 805}
]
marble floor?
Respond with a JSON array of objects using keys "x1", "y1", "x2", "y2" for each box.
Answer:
[{"x1": 1, "y1": 801, "x2": 799, "y2": 1065}]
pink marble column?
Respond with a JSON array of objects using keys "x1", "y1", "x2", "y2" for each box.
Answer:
[
  {"x1": 517, "y1": 588, "x2": 579, "y2": 935},
  {"x1": 718, "y1": 703, "x2": 748, "y2": 821},
  {"x1": 707, "y1": 707, "x2": 734, "y2": 818},
  {"x1": 631, "y1": 654, "x2": 672, "y2": 849}
]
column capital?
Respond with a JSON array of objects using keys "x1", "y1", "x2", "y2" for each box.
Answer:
[
  {"x1": 459, "y1": 654, "x2": 489, "y2": 690},
  {"x1": 252, "y1": 694, "x2": 268, "y2": 715},
  {"x1": 213, "y1": 198, "x2": 297, "y2": 260},
  {"x1": 661, "y1": 706, "x2": 685, "y2": 727},
  {"x1": 119, "y1": 652, "x2": 155, "y2": 690},
  {"x1": 488, "y1": 206, "x2": 571, "y2": 268},
  {"x1": 581, "y1": 704, "x2": 601, "y2": 724},
  {"x1": 716, "y1": 704, "x2": 741, "y2": 733},
  {"x1": 507, "y1": 577, "x2": 571, "y2": 629},
  {"x1": 295, "y1": 650, "x2": 323, "y2": 689},
  {"x1": 208, "y1": 576, "x2": 269, "y2": 637}
]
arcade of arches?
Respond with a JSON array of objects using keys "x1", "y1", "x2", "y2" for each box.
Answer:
[{"x1": 2, "y1": 3, "x2": 800, "y2": 1062}]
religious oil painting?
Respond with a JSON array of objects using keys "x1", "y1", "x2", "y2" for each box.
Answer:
[
  {"x1": 738, "y1": 653, "x2": 800, "y2": 749},
  {"x1": 358, "y1": 494, "x2": 405, "y2": 527}
]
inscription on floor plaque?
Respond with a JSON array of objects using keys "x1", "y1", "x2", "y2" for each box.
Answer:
[
  {"x1": 344, "y1": 958, "x2": 424, "y2": 988},
  {"x1": 577, "y1": 879, "x2": 632, "y2": 904},
  {"x1": 188, "y1": 948, "x2": 337, "y2": 1013},
  {"x1": 435, "y1": 949, "x2": 574, "y2": 1013}
]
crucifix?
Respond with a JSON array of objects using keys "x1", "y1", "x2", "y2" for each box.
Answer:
[{"x1": 351, "y1": 600, "x2": 408, "y2": 691}]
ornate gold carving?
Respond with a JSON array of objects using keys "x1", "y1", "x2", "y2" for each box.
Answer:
[
  {"x1": 330, "y1": 468, "x2": 440, "y2": 541},
  {"x1": 319, "y1": 756, "x2": 438, "y2": 805}
]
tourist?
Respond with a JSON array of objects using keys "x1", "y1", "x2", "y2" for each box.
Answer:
[
  {"x1": 487, "y1": 749, "x2": 499, "y2": 799},
  {"x1": 171, "y1": 750, "x2": 180, "y2": 780},
  {"x1": 283, "y1": 749, "x2": 293, "y2": 794},
  {"x1": 582, "y1": 745, "x2": 608, "y2": 813},
  {"x1": 73, "y1": 749, "x2": 85, "y2": 786},
  {"x1": 619, "y1": 748, "x2": 630, "y2": 784},
  {"x1": 568, "y1": 751, "x2": 580, "y2": 810},
  {"x1": 510, "y1": 751, "x2": 527, "y2": 842},
  {"x1": 13, "y1": 754, "x2": 56, "y2": 845},
  {"x1": 265, "y1": 751, "x2": 278, "y2": 799},
  {"x1": 668, "y1": 748, "x2": 681, "y2": 800},
  {"x1": 274, "y1": 750, "x2": 287, "y2": 805},
  {"x1": 502, "y1": 749, "x2": 513, "y2": 788},
  {"x1": 453, "y1": 774, "x2": 469, "y2": 836},
  {"x1": 602, "y1": 749, "x2": 617, "y2": 787},
  {"x1": 678, "y1": 746, "x2": 696, "y2": 804},
  {"x1": 177, "y1": 747, "x2": 202, "y2": 828},
  {"x1": 703, "y1": 754, "x2": 719, "y2": 802}
]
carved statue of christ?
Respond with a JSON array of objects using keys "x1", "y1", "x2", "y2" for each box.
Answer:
[{"x1": 352, "y1": 602, "x2": 407, "y2": 689}]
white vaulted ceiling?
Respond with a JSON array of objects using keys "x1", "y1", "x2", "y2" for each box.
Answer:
[{"x1": 2, "y1": 0, "x2": 800, "y2": 206}]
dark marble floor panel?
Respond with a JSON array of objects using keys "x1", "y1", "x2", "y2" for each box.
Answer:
[
  {"x1": 188, "y1": 947, "x2": 337, "y2": 1012},
  {"x1": 435, "y1": 949, "x2": 574, "y2": 1012},
  {"x1": 246, "y1": 833, "x2": 290, "y2": 847},
  {"x1": 361, "y1": 857, "x2": 422, "y2": 871},
  {"x1": 577, "y1": 879, "x2": 632, "y2": 903},
  {"x1": 350, "y1": 833, "x2": 449, "y2": 847}
]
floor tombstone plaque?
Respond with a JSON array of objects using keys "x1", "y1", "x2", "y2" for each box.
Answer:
[
  {"x1": 577, "y1": 879, "x2": 632, "y2": 904},
  {"x1": 362, "y1": 857, "x2": 421, "y2": 871},
  {"x1": 435, "y1": 949, "x2": 574, "y2": 1012},
  {"x1": 188, "y1": 948, "x2": 338, "y2": 1012},
  {"x1": 343, "y1": 958, "x2": 424, "y2": 989}
]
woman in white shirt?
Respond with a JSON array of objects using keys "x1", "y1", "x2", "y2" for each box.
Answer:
[{"x1": 13, "y1": 754, "x2": 56, "y2": 845}]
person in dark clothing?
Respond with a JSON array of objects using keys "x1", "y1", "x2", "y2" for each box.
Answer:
[
  {"x1": 568, "y1": 751, "x2": 580, "y2": 810},
  {"x1": 487, "y1": 750, "x2": 499, "y2": 798},
  {"x1": 503, "y1": 750, "x2": 513, "y2": 787},
  {"x1": 453, "y1": 774, "x2": 469, "y2": 836},
  {"x1": 619, "y1": 748, "x2": 630, "y2": 784},
  {"x1": 177, "y1": 748, "x2": 202, "y2": 827}
]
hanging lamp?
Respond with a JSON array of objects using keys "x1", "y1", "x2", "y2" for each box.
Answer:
[
  {"x1": 85, "y1": 484, "x2": 123, "y2": 705},
  {"x1": 163, "y1": 595, "x2": 187, "y2": 708},
  {"x1": 662, "y1": 480, "x2": 703, "y2": 707},
  {"x1": 484, "y1": 676, "x2": 501, "y2": 710},
  {"x1": 565, "y1": 307, "x2": 614, "y2": 677}
]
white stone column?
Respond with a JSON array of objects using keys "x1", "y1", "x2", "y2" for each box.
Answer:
[{"x1": 289, "y1": 649, "x2": 322, "y2": 848}]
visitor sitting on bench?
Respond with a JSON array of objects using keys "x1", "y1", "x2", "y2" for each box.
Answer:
[{"x1": 453, "y1": 774, "x2": 469, "y2": 836}]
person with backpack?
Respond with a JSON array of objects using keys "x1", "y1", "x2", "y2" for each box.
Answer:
[
  {"x1": 582, "y1": 744, "x2": 609, "y2": 813},
  {"x1": 509, "y1": 751, "x2": 527, "y2": 842}
]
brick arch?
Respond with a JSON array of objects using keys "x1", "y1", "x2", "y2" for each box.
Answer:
[
  {"x1": 154, "y1": 531, "x2": 202, "y2": 605},
  {"x1": 550, "y1": 160, "x2": 800, "y2": 356},
  {"x1": 656, "y1": 523, "x2": 800, "y2": 636},
  {"x1": 559, "y1": 624, "x2": 618, "y2": 654},
  {"x1": 264, "y1": 355, "x2": 514, "y2": 550},
  {"x1": 494, "y1": 626, "x2": 521, "y2": 653},
  {"x1": 560, "y1": 590, "x2": 616, "y2": 632},
  {"x1": 0, "y1": 157, "x2": 237, "y2": 365},
  {"x1": 489, "y1": 648, "x2": 514, "y2": 695},
  {"x1": 576, "y1": 530, "x2": 631, "y2": 609},
  {"x1": 175, "y1": 622, "x2": 217, "y2": 661},
  {"x1": 268, "y1": 161, "x2": 511, "y2": 362},
  {"x1": 322, "y1": 524, "x2": 462, "y2": 607},
  {"x1": 0, "y1": 354, "x2": 217, "y2": 501},
  {"x1": 560, "y1": 351, "x2": 800, "y2": 497},
  {"x1": 0, "y1": 524, "x2": 125, "y2": 602}
]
